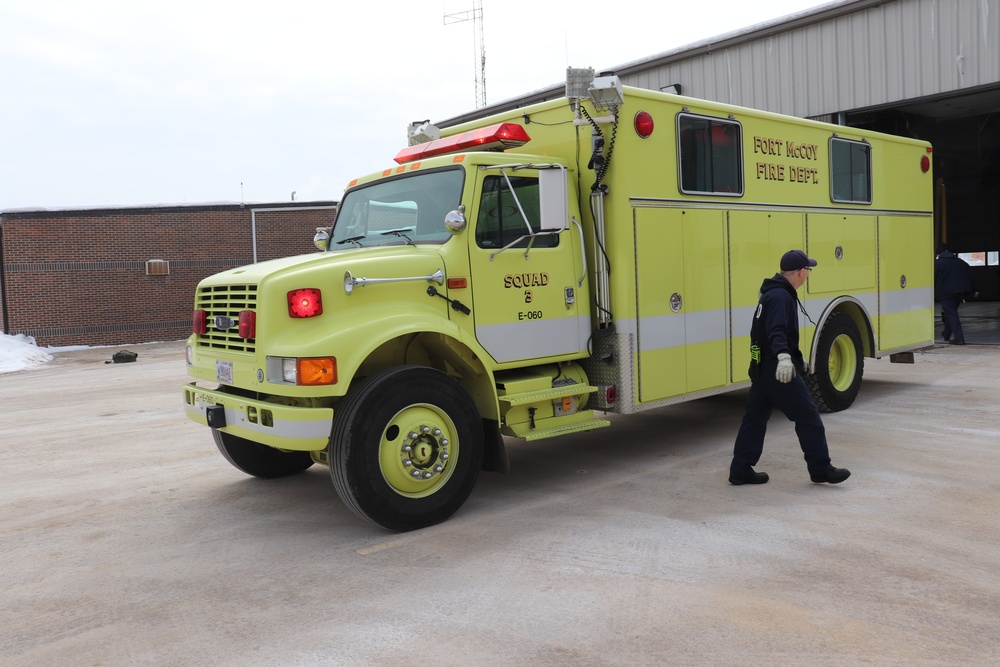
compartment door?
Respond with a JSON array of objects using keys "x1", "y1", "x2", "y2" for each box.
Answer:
[
  {"x1": 634, "y1": 208, "x2": 727, "y2": 402},
  {"x1": 877, "y1": 215, "x2": 933, "y2": 351}
]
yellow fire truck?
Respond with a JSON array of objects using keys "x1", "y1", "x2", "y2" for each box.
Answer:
[{"x1": 183, "y1": 71, "x2": 934, "y2": 530}]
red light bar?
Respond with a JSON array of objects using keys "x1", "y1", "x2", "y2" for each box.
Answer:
[{"x1": 394, "y1": 123, "x2": 530, "y2": 164}]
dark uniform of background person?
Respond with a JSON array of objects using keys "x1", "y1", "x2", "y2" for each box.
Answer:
[
  {"x1": 729, "y1": 250, "x2": 851, "y2": 486},
  {"x1": 934, "y1": 243, "x2": 979, "y2": 345}
]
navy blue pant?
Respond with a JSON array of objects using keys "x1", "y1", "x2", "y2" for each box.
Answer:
[
  {"x1": 731, "y1": 360, "x2": 833, "y2": 478},
  {"x1": 939, "y1": 296, "x2": 964, "y2": 342}
]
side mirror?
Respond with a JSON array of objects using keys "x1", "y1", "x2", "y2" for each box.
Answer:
[
  {"x1": 539, "y1": 167, "x2": 569, "y2": 232},
  {"x1": 444, "y1": 205, "x2": 467, "y2": 234},
  {"x1": 314, "y1": 227, "x2": 330, "y2": 251}
]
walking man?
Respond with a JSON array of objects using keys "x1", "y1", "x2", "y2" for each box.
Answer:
[
  {"x1": 935, "y1": 243, "x2": 979, "y2": 345},
  {"x1": 729, "y1": 249, "x2": 851, "y2": 486}
]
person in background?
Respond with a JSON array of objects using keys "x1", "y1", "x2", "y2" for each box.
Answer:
[
  {"x1": 729, "y1": 249, "x2": 851, "y2": 486},
  {"x1": 934, "y1": 243, "x2": 979, "y2": 345}
]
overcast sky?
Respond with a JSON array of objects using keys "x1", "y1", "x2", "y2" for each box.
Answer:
[{"x1": 0, "y1": 0, "x2": 831, "y2": 210}]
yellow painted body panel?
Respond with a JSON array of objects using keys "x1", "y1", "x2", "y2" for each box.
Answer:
[
  {"x1": 806, "y1": 214, "x2": 877, "y2": 293},
  {"x1": 728, "y1": 210, "x2": 805, "y2": 381},
  {"x1": 877, "y1": 215, "x2": 935, "y2": 351}
]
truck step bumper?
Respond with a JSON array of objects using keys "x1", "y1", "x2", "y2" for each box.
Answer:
[{"x1": 183, "y1": 383, "x2": 333, "y2": 451}]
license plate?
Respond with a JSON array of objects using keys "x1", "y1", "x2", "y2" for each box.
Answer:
[{"x1": 216, "y1": 360, "x2": 233, "y2": 384}]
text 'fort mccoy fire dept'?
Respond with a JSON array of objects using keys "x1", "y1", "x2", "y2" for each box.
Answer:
[{"x1": 753, "y1": 135, "x2": 821, "y2": 183}]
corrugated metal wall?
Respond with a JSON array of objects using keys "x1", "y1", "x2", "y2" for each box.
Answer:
[{"x1": 620, "y1": 0, "x2": 999, "y2": 118}]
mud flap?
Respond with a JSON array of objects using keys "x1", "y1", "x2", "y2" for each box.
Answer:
[{"x1": 481, "y1": 419, "x2": 509, "y2": 473}]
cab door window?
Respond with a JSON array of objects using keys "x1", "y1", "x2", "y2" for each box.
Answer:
[{"x1": 475, "y1": 175, "x2": 559, "y2": 249}]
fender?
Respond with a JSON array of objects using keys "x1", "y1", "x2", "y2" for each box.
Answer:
[{"x1": 807, "y1": 296, "x2": 875, "y2": 368}]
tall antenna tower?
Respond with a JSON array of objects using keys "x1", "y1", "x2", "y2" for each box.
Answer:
[{"x1": 444, "y1": 0, "x2": 486, "y2": 108}]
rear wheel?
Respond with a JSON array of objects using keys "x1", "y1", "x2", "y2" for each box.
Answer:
[
  {"x1": 213, "y1": 430, "x2": 314, "y2": 478},
  {"x1": 806, "y1": 312, "x2": 864, "y2": 412},
  {"x1": 329, "y1": 366, "x2": 483, "y2": 531}
]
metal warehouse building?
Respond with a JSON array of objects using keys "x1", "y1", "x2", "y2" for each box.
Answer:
[{"x1": 442, "y1": 0, "x2": 1000, "y2": 299}]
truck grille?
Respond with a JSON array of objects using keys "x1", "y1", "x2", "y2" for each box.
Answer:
[{"x1": 195, "y1": 284, "x2": 258, "y2": 353}]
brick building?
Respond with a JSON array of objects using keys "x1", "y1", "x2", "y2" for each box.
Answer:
[{"x1": 0, "y1": 201, "x2": 336, "y2": 346}]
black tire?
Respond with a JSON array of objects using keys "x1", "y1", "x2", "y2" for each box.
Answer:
[
  {"x1": 806, "y1": 312, "x2": 864, "y2": 412},
  {"x1": 329, "y1": 366, "x2": 483, "y2": 531},
  {"x1": 213, "y1": 430, "x2": 314, "y2": 478}
]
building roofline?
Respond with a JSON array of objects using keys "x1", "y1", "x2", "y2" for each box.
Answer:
[
  {"x1": 438, "y1": 0, "x2": 893, "y2": 128},
  {"x1": 0, "y1": 200, "x2": 338, "y2": 220}
]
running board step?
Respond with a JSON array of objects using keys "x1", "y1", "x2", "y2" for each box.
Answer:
[
  {"x1": 508, "y1": 413, "x2": 612, "y2": 442},
  {"x1": 499, "y1": 383, "x2": 598, "y2": 406},
  {"x1": 519, "y1": 418, "x2": 611, "y2": 442}
]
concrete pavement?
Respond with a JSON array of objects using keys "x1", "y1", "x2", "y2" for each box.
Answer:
[{"x1": 1, "y1": 340, "x2": 999, "y2": 665}]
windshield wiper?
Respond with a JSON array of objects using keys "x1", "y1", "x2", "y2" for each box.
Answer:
[
  {"x1": 381, "y1": 228, "x2": 415, "y2": 246},
  {"x1": 336, "y1": 235, "x2": 365, "y2": 248}
]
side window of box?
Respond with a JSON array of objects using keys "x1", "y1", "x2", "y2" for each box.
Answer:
[
  {"x1": 830, "y1": 137, "x2": 872, "y2": 204},
  {"x1": 677, "y1": 114, "x2": 743, "y2": 196}
]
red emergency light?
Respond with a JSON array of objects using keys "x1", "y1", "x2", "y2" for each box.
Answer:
[
  {"x1": 192, "y1": 309, "x2": 208, "y2": 334},
  {"x1": 634, "y1": 111, "x2": 654, "y2": 138},
  {"x1": 394, "y1": 123, "x2": 530, "y2": 164},
  {"x1": 288, "y1": 288, "x2": 323, "y2": 318},
  {"x1": 237, "y1": 310, "x2": 256, "y2": 339}
]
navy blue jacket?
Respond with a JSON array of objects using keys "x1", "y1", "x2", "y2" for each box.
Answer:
[
  {"x1": 934, "y1": 251, "x2": 977, "y2": 300},
  {"x1": 748, "y1": 274, "x2": 806, "y2": 378}
]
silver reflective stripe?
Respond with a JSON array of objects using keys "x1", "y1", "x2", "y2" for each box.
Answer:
[
  {"x1": 880, "y1": 286, "x2": 933, "y2": 314},
  {"x1": 637, "y1": 309, "x2": 727, "y2": 349},
  {"x1": 477, "y1": 314, "x2": 589, "y2": 362},
  {"x1": 622, "y1": 288, "x2": 927, "y2": 354}
]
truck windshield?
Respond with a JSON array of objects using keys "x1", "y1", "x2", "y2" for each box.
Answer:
[{"x1": 330, "y1": 168, "x2": 464, "y2": 248}]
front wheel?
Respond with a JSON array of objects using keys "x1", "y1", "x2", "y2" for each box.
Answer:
[
  {"x1": 806, "y1": 312, "x2": 864, "y2": 412},
  {"x1": 329, "y1": 366, "x2": 484, "y2": 531}
]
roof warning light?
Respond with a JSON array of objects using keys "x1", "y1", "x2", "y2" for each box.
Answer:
[{"x1": 394, "y1": 123, "x2": 530, "y2": 164}]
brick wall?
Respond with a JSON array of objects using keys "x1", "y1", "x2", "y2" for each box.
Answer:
[{"x1": 0, "y1": 202, "x2": 336, "y2": 346}]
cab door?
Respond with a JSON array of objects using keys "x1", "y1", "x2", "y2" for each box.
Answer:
[{"x1": 467, "y1": 168, "x2": 588, "y2": 364}]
